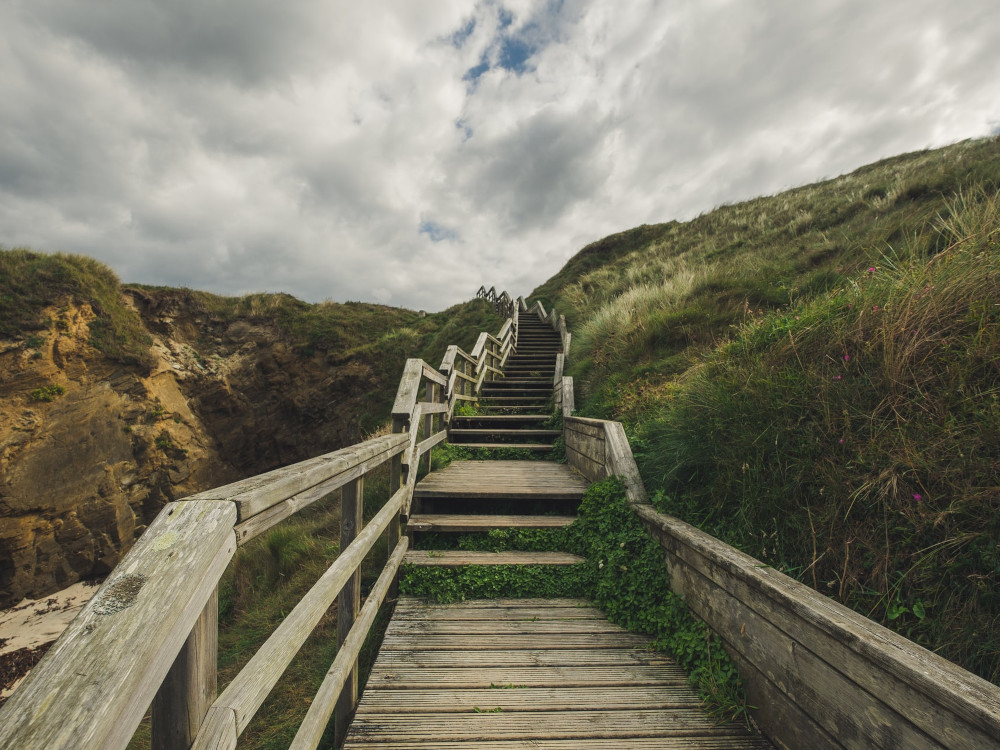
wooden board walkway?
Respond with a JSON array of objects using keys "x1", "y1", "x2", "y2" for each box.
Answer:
[{"x1": 343, "y1": 598, "x2": 771, "y2": 749}]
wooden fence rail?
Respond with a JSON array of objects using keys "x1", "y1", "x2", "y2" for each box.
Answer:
[
  {"x1": 563, "y1": 415, "x2": 1000, "y2": 750},
  {"x1": 0, "y1": 290, "x2": 526, "y2": 750}
]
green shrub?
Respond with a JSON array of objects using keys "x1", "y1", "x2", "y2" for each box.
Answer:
[{"x1": 29, "y1": 384, "x2": 65, "y2": 402}]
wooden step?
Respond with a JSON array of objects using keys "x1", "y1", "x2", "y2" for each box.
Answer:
[
  {"x1": 402, "y1": 551, "x2": 584, "y2": 567},
  {"x1": 407, "y1": 515, "x2": 576, "y2": 532},
  {"x1": 479, "y1": 396, "x2": 551, "y2": 402},
  {"x1": 414, "y1": 461, "x2": 588, "y2": 499},
  {"x1": 450, "y1": 415, "x2": 550, "y2": 422},
  {"x1": 449, "y1": 443, "x2": 554, "y2": 451},
  {"x1": 449, "y1": 429, "x2": 560, "y2": 438}
]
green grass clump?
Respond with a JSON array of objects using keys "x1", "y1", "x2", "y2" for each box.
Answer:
[
  {"x1": 527, "y1": 137, "x2": 1000, "y2": 684},
  {"x1": 637, "y1": 189, "x2": 1000, "y2": 680},
  {"x1": 29, "y1": 384, "x2": 65, "y2": 402},
  {"x1": 400, "y1": 477, "x2": 750, "y2": 722},
  {"x1": 1, "y1": 249, "x2": 154, "y2": 369}
]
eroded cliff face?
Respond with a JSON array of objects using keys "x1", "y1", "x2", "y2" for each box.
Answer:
[{"x1": 0, "y1": 290, "x2": 391, "y2": 607}]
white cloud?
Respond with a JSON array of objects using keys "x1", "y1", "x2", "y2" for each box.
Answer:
[{"x1": 1, "y1": 0, "x2": 998, "y2": 310}]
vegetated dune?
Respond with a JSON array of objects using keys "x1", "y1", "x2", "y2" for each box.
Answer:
[
  {"x1": 0, "y1": 250, "x2": 501, "y2": 608},
  {"x1": 530, "y1": 136, "x2": 1000, "y2": 685}
]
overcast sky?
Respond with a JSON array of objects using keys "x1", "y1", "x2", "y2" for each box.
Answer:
[{"x1": 1, "y1": 1, "x2": 998, "y2": 311}]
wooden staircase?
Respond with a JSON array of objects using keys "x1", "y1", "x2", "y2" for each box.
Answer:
[
  {"x1": 406, "y1": 315, "x2": 582, "y2": 566},
  {"x1": 447, "y1": 315, "x2": 563, "y2": 448}
]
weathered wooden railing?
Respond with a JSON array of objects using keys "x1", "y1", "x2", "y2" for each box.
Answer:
[
  {"x1": 0, "y1": 292, "x2": 524, "y2": 750},
  {"x1": 564, "y1": 416, "x2": 1000, "y2": 749},
  {"x1": 476, "y1": 284, "x2": 515, "y2": 319},
  {"x1": 438, "y1": 297, "x2": 518, "y2": 420}
]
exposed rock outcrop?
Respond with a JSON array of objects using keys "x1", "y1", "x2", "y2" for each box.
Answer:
[{"x1": 0, "y1": 290, "x2": 397, "y2": 607}]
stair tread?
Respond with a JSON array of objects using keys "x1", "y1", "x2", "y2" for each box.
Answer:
[
  {"x1": 403, "y1": 550, "x2": 584, "y2": 567},
  {"x1": 407, "y1": 514, "x2": 576, "y2": 532},
  {"x1": 449, "y1": 429, "x2": 560, "y2": 436},
  {"x1": 451, "y1": 443, "x2": 555, "y2": 450}
]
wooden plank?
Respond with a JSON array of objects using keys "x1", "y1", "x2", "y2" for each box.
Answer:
[
  {"x1": 566, "y1": 445, "x2": 606, "y2": 482},
  {"x1": 421, "y1": 361, "x2": 448, "y2": 386},
  {"x1": 195, "y1": 486, "x2": 408, "y2": 741},
  {"x1": 346, "y1": 710, "x2": 754, "y2": 741},
  {"x1": 390, "y1": 606, "x2": 604, "y2": 621},
  {"x1": 564, "y1": 419, "x2": 604, "y2": 439},
  {"x1": 354, "y1": 685, "x2": 700, "y2": 712},
  {"x1": 439, "y1": 345, "x2": 458, "y2": 373},
  {"x1": 418, "y1": 401, "x2": 449, "y2": 415},
  {"x1": 384, "y1": 620, "x2": 629, "y2": 635},
  {"x1": 603, "y1": 420, "x2": 649, "y2": 504},
  {"x1": 371, "y1": 649, "x2": 677, "y2": 667},
  {"x1": 662, "y1": 548, "x2": 941, "y2": 749},
  {"x1": 343, "y1": 738, "x2": 769, "y2": 749},
  {"x1": 185, "y1": 433, "x2": 407, "y2": 522},
  {"x1": 562, "y1": 377, "x2": 574, "y2": 417},
  {"x1": 0, "y1": 500, "x2": 237, "y2": 750},
  {"x1": 396, "y1": 596, "x2": 594, "y2": 612},
  {"x1": 636, "y1": 503, "x2": 1000, "y2": 749},
  {"x1": 402, "y1": 551, "x2": 584, "y2": 567},
  {"x1": 564, "y1": 432, "x2": 605, "y2": 465},
  {"x1": 414, "y1": 429, "x2": 447, "y2": 459},
  {"x1": 290, "y1": 537, "x2": 409, "y2": 750},
  {"x1": 151, "y1": 589, "x2": 218, "y2": 750},
  {"x1": 379, "y1": 633, "x2": 653, "y2": 650},
  {"x1": 232, "y1": 441, "x2": 406, "y2": 544},
  {"x1": 366, "y1": 665, "x2": 689, "y2": 688},
  {"x1": 391, "y1": 359, "x2": 424, "y2": 421},
  {"x1": 406, "y1": 515, "x2": 575, "y2": 533}
]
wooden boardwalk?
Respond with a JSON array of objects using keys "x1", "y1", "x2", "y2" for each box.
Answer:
[{"x1": 343, "y1": 598, "x2": 771, "y2": 748}]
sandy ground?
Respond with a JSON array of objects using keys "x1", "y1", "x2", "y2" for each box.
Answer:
[{"x1": 0, "y1": 580, "x2": 102, "y2": 702}]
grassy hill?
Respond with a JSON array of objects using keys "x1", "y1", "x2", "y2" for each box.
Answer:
[{"x1": 530, "y1": 136, "x2": 1000, "y2": 684}]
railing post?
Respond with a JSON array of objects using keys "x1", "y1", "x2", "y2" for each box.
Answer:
[
  {"x1": 423, "y1": 382, "x2": 434, "y2": 474},
  {"x1": 151, "y1": 589, "x2": 219, "y2": 750},
  {"x1": 335, "y1": 476, "x2": 364, "y2": 747},
  {"x1": 388, "y1": 452, "x2": 403, "y2": 598}
]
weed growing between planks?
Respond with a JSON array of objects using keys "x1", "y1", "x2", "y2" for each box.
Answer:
[{"x1": 400, "y1": 476, "x2": 751, "y2": 723}]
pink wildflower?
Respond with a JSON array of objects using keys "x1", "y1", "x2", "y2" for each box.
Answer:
[
  {"x1": 913, "y1": 493, "x2": 922, "y2": 502},
  {"x1": 838, "y1": 438, "x2": 844, "y2": 444},
  {"x1": 867, "y1": 267, "x2": 876, "y2": 273},
  {"x1": 844, "y1": 354, "x2": 851, "y2": 362},
  {"x1": 833, "y1": 375, "x2": 842, "y2": 381},
  {"x1": 873, "y1": 305, "x2": 879, "y2": 312}
]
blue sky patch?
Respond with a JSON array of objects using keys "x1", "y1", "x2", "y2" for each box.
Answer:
[
  {"x1": 419, "y1": 220, "x2": 459, "y2": 242},
  {"x1": 452, "y1": 17, "x2": 476, "y2": 48}
]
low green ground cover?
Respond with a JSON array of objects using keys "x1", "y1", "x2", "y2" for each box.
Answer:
[{"x1": 401, "y1": 477, "x2": 751, "y2": 722}]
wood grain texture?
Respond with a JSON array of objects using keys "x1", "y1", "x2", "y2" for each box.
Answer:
[
  {"x1": 290, "y1": 537, "x2": 409, "y2": 750},
  {"x1": 402, "y1": 551, "x2": 584, "y2": 567},
  {"x1": 334, "y1": 477, "x2": 364, "y2": 748},
  {"x1": 0, "y1": 500, "x2": 237, "y2": 750},
  {"x1": 636, "y1": 502, "x2": 1000, "y2": 749},
  {"x1": 151, "y1": 589, "x2": 219, "y2": 750},
  {"x1": 197, "y1": 486, "x2": 407, "y2": 740},
  {"x1": 185, "y1": 433, "x2": 407, "y2": 522},
  {"x1": 414, "y1": 460, "x2": 587, "y2": 500},
  {"x1": 344, "y1": 598, "x2": 768, "y2": 748},
  {"x1": 406, "y1": 515, "x2": 575, "y2": 532}
]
